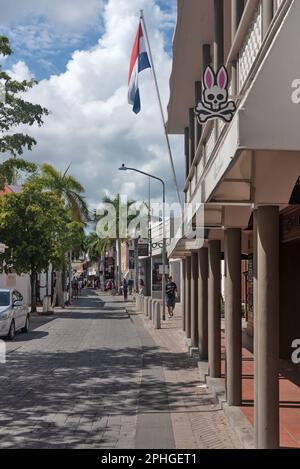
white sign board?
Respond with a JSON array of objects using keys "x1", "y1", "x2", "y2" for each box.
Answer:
[{"x1": 159, "y1": 265, "x2": 169, "y2": 275}]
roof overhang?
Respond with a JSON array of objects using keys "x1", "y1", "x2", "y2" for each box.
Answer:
[{"x1": 167, "y1": 0, "x2": 214, "y2": 134}]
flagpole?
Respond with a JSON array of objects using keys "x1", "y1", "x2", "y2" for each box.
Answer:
[{"x1": 140, "y1": 10, "x2": 182, "y2": 207}]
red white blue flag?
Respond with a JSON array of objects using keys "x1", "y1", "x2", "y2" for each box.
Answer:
[{"x1": 128, "y1": 21, "x2": 151, "y2": 114}]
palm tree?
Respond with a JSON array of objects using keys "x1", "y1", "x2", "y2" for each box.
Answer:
[
  {"x1": 97, "y1": 194, "x2": 139, "y2": 292},
  {"x1": 38, "y1": 163, "x2": 89, "y2": 222},
  {"x1": 85, "y1": 231, "x2": 110, "y2": 289},
  {"x1": 36, "y1": 163, "x2": 88, "y2": 306}
]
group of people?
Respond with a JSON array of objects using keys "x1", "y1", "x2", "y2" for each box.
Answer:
[{"x1": 71, "y1": 277, "x2": 85, "y2": 299}]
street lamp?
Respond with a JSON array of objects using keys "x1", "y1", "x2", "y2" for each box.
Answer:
[{"x1": 119, "y1": 164, "x2": 166, "y2": 320}]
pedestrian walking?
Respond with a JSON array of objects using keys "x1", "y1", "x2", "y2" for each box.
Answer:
[
  {"x1": 123, "y1": 279, "x2": 128, "y2": 301},
  {"x1": 72, "y1": 278, "x2": 79, "y2": 299},
  {"x1": 165, "y1": 276, "x2": 177, "y2": 318},
  {"x1": 139, "y1": 278, "x2": 145, "y2": 295},
  {"x1": 107, "y1": 279, "x2": 113, "y2": 295},
  {"x1": 128, "y1": 278, "x2": 133, "y2": 295}
]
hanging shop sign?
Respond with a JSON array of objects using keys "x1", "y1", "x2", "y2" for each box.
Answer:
[
  {"x1": 138, "y1": 243, "x2": 149, "y2": 257},
  {"x1": 194, "y1": 65, "x2": 236, "y2": 124}
]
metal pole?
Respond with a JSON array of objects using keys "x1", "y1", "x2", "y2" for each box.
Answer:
[
  {"x1": 134, "y1": 237, "x2": 139, "y2": 294},
  {"x1": 162, "y1": 180, "x2": 166, "y2": 321},
  {"x1": 140, "y1": 10, "x2": 182, "y2": 207},
  {"x1": 148, "y1": 177, "x2": 152, "y2": 296},
  {"x1": 119, "y1": 165, "x2": 166, "y2": 319}
]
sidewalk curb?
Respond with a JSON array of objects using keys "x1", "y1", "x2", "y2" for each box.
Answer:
[
  {"x1": 196, "y1": 360, "x2": 255, "y2": 449},
  {"x1": 171, "y1": 327, "x2": 255, "y2": 449},
  {"x1": 127, "y1": 302, "x2": 255, "y2": 449}
]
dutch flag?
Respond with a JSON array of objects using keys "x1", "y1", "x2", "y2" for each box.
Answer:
[{"x1": 128, "y1": 21, "x2": 151, "y2": 114}]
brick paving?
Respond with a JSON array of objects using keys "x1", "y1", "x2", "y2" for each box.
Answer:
[
  {"x1": 0, "y1": 290, "x2": 240, "y2": 449},
  {"x1": 130, "y1": 301, "x2": 240, "y2": 449},
  {"x1": 225, "y1": 329, "x2": 300, "y2": 448},
  {"x1": 0, "y1": 291, "x2": 140, "y2": 449}
]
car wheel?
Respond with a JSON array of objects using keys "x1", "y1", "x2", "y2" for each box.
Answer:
[
  {"x1": 7, "y1": 320, "x2": 15, "y2": 341},
  {"x1": 22, "y1": 315, "x2": 30, "y2": 333}
]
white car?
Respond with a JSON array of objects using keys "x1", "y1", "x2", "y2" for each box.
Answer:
[{"x1": 0, "y1": 288, "x2": 29, "y2": 340}]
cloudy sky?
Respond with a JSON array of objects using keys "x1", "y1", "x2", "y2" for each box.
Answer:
[{"x1": 0, "y1": 0, "x2": 184, "y2": 208}]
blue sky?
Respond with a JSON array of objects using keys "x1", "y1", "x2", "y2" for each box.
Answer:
[
  {"x1": 0, "y1": 0, "x2": 183, "y2": 207},
  {"x1": 1, "y1": 0, "x2": 176, "y2": 80}
]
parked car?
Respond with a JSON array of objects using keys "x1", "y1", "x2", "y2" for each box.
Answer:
[{"x1": 0, "y1": 288, "x2": 29, "y2": 340}]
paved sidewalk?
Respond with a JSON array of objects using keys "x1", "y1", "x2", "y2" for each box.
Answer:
[{"x1": 128, "y1": 300, "x2": 240, "y2": 449}]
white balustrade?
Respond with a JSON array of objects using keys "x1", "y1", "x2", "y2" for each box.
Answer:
[
  {"x1": 273, "y1": 0, "x2": 285, "y2": 14},
  {"x1": 238, "y1": 4, "x2": 262, "y2": 92}
]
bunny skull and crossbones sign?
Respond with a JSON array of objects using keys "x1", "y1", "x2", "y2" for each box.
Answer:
[{"x1": 195, "y1": 65, "x2": 236, "y2": 124}]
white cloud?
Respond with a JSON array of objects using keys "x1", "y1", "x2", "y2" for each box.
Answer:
[
  {"x1": 6, "y1": 61, "x2": 35, "y2": 81},
  {"x1": 5, "y1": 0, "x2": 183, "y2": 206},
  {"x1": 0, "y1": 0, "x2": 105, "y2": 30},
  {"x1": 0, "y1": 0, "x2": 105, "y2": 69}
]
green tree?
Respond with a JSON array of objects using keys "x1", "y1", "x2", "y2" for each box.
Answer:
[
  {"x1": 0, "y1": 182, "x2": 84, "y2": 312},
  {"x1": 0, "y1": 36, "x2": 49, "y2": 188},
  {"x1": 37, "y1": 163, "x2": 89, "y2": 222},
  {"x1": 85, "y1": 231, "x2": 109, "y2": 260},
  {"x1": 96, "y1": 194, "x2": 139, "y2": 291},
  {"x1": 34, "y1": 163, "x2": 89, "y2": 305}
]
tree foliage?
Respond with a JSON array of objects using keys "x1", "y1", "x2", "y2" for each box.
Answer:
[
  {"x1": 0, "y1": 182, "x2": 84, "y2": 276},
  {"x1": 35, "y1": 163, "x2": 89, "y2": 223},
  {"x1": 85, "y1": 231, "x2": 110, "y2": 261},
  {"x1": 0, "y1": 36, "x2": 48, "y2": 188}
]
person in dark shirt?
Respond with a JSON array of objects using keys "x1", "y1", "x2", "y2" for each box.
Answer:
[
  {"x1": 165, "y1": 276, "x2": 177, "y2": 318},
  {"x1": 123, "y1": 279, "x2": 128, "y2": 301}
]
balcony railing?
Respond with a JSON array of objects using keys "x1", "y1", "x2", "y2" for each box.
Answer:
[
  {"x1": 184, "y1": 0, "x2": 289, "y2": 203},
  {"x1": 238, "y1": 4, "x2": 262, "y2": 92},
  {"x1": 273, "y1": 0, "x2": 285, "y2": 14}
]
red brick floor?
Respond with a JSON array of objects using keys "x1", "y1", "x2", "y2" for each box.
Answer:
[{"x1": 221, "y1": 326, "x2": 300, "y2": 448}]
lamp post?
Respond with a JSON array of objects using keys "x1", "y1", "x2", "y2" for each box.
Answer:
[{"x1": 119, "y1": 164, "x2": 166, "y2": 320}]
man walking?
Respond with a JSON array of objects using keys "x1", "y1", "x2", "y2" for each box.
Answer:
[
  {"x1": 165, "y1": 276, "x2": 177, "y2": 318},
  {"x1": 123, "y1": 279, "x2": 128, "y2": 301}
]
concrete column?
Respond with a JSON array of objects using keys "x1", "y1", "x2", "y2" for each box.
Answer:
[
  {"x1": 185, "y1": 255, "x2": 192, "y2": 339},
  {"x1": 256, "y1": 206, "x2": 279, "y2": 449},
  {"x1": 198, "y1": 248, "x2": 208, "y2": 360},
  {"x1": 231, "y1": 0, "x2": 244, "y2": 42},
  {"x1": 202, "y1": 44, "x2": 211, "y2": 69},
  {"x1": 224, "y1": 228, "x2": 242, "y2": 406},
  {"x1": 253, "y1": 210, "x2": 259, "y2": 447},
  {"x1": 191, "y1": 252, "x2": 199, "y2": 348},
  {"x1": 208, "y1": 240, "x2": 221, "y2": 377},
  {"x1": 184, "y1": 127, "x2": 189, "y2": 180},
  {"x1": 182, "y1": 259, "x2": 186, "y2": 332},
  {"x1": 262, "y1": 0, "x2": 273, "y2": 38},
  {"x1": 213, "y1": 0, "x2": 224, "y2": 69},
  {"x1": 231, "y1": 59, "x2": 238, "y2": 95},
  {"x1": 195, "y1": 81, "x2": 202, "y2": 151},
  {"x1": 189, "y1": 108, "x2": 195, "y2": 166}
]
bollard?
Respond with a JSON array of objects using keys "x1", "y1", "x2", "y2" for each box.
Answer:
[
  {"x1": 144, "y1": 296, "x2": 149, "y2": 316},
  {"x1": 152, "y1": 300, "x2": 157, "y2": 325},
  {"x1": 136, "y1": 294, "x2": 141, "y2": 312},
  {"x1": 141, "y1": 295, "x2": 144, "y2": 313},
  {"x1": 148, "y1": 297, "x2": 153, "y2": 320},
  {"x1": 154, "y1": 302, "x2": 161, "y2": 329}
]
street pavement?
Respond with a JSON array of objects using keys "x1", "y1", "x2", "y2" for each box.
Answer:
[{"x1": 0, "y1": 290, "x2": 238, "y2": 449}]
